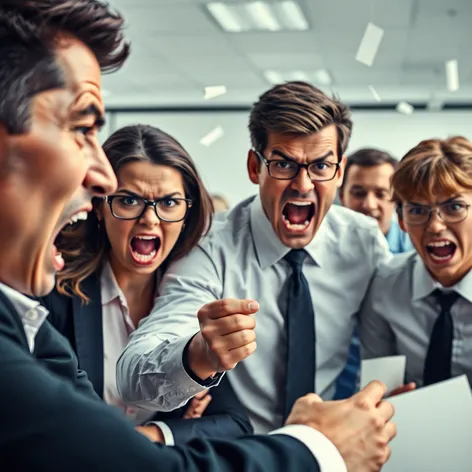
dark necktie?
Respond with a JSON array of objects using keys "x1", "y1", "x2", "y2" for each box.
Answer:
[
  {"x1": 423, "y1": 290, "x2": 459, "y2": 386},
  {"x1": 283, "y1": 249, "x2": 316, "y2": 420}
]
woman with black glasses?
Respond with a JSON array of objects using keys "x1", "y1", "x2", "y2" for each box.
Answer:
[{"x1": 41, "y1": 124, "x2": 252, "y2": 444}]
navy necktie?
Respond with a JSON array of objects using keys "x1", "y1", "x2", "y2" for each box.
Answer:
[
  {"x1": 423, "y1": 290, "x2": 459, "y2": 386},
  {"x1": 283, "y1": 249, "x2": 316, "y2": 420}
]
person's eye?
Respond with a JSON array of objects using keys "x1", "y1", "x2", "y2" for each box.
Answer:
[
  {"x1": 72, "y1": 126, "x2": 94, "y2": 136},
  {"x1": 408, "y1": 206, "x2": 427, "y2": 215},
  {"x1": 314, "y1": 162, "x2": 329, "y2": 170},
  {"x1": 446, "y1": 202, "x2": 466, "y2": 212},
  {"x1": 161, "y1": 199, "x2": 178, "y2": 207},
  {"x1": 275, "y1": 161, "x2": 294, "y2": 169},
  {"x1": 119, "y1": 197, "x2": 138, "y2": 206}
]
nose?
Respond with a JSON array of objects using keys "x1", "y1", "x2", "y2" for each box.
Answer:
[
  {"x1": 361, "y1": 193, "x2": 378, "y2": 211},
  {"x1": 139, "y1": 205, "x2": 160, "y2": 227},
  {"x1": 83, "y1": 140, "x2": 117, "y2": 197},
  {"x1": 291, "y1": 168, "x2": 314, "y2": 195},
  {"x1": 426, "y1": 209, "x2": 447, "y2": 234}
]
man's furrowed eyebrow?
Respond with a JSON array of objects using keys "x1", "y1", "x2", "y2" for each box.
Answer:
[
  {"x1": 72, "y1": 105, "x2": 106, "y2": 128},
  {"x1": 271, "y1": 149, "x2": 334, "y2": 164}
]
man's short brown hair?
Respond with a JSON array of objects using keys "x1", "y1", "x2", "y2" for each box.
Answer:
[
  {"x1": 248, "y1": 81, "x2": 352, "y2": 161},
  {"x1": 392, "y1": 136, "x2": 472, "y2": 205}
]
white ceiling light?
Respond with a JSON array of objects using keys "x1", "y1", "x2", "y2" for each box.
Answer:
[
  {"x1": 276, "y1": 0, "x2": 309, "y2": 30},
  {"x1": 289, "y1": 70, "x2": 310, "y2": 81},
  {"x1": 246, "y1": 1, "x2": 281, "y2": 31},
  {"x1": 204, "y1": 85, "x2": 227, "y2": 100},
  {"x1": 368, "y1": 85, "x2": 381, "y2": 102},
  {"x1": 206, "y1": 1, "x2": 309, "y2": 32},
  {"x1": 445, "y1": 59, "x2": 459, "y2": 92},
  {"x1": 200, "y1": 126, "x2": 224, "y2": 147},
  {"x1": 264, "y1": 69, "x2": 332, "y2": 86},
  {"x1": 206, "y1": 2, "x2": 244, "y2": 32},
  {"x1": 313, "y1": 69, "x2": 332, "y2": 86},
  {"x1": 264, "y1": 70, "x2": 285, "y2": 84},
  {"x1": 396, "y1": 101, "x2": 414, "y2": 115},
  {"x1": 355, "y1": 22, "x2": 384, "y2": 67}
]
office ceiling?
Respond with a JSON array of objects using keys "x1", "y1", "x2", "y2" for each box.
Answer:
[{"x1": 103, "y1": 0, "x2": 472, "y2": 109}]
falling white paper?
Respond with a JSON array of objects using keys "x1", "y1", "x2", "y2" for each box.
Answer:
[
  {"x1": 396, "y1": 101, "x2": 414, "y2": 115},
  {"x1": 445, "y1": 59, "x2": 459, "y2": 92},
  {"x1": 200, "y1": 126, "x2": 224, "y2": 147},
  {"x1": 360, "y1": 355, "x2": 406, "y2": 394},
  {"x1": 355, "y1": 22, "x2": 384, "y2": 67},
  {"x1": 368, "y1": 85, "x2": 381, "y2": 102},
  {"x1": 204, "y1": 85, "x2": 227, "y2": 100},
  {"x1": 384, "y1": 376, "x2": 472, "y2": 472}
]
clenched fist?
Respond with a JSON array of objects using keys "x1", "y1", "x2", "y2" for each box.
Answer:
[{"x1": 187, "y1": 298, "x2": 259, "y2": 379}]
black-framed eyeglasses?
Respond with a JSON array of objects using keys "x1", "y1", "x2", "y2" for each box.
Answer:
[
  {"x1": 253, "y1": 149, "x2": 340, "y2": 182},
  {"x1": 105, "y1": 195, "x2": 193, "y2": 222},
  {"x1": 401, "y1": 201, "x2": 471, "y2": 226}
]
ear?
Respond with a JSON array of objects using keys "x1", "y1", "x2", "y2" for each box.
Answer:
[
  {"x1": 336, "y1": 155, "x2": 347, "y2": 189},
  {"x1": 247, "y1": 150, "x2": 260, "y2": 185}
]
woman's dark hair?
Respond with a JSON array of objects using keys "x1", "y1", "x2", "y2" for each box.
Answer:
[{"x1": 57, "y1": 124, "x2": 213, "y2": 300}]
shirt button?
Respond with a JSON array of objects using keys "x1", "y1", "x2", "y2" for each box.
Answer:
[{"x1": 25, "y1": 309, "x2": 38, "y2": 322}]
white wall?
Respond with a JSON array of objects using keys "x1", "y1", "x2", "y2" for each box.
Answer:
[{"x1": 110, "y1": 111, "x2": 472, "y2": 206}]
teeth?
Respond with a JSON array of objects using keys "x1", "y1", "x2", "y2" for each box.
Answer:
[
  {"x1": 430, "y1": 253, "x2": 452, "y2": 261},
  {"x1": 427, "y1": 241, "x2": 452, "y2": 248},
  {"x1": 135, "y1": 235, "x2": 156, "y2": 240},
  {"x1": 288, "y1": 201, "x2": 313, "y2": 206},
  {"x1": 282, "y1": 214, "x2": 311, "y2": 230},
  {"x1": 132, "y1": 249, "x2": 157, "y2": 262},
  {"x1": 68, "y1": 211, "x2": 88, "y2": 225}
]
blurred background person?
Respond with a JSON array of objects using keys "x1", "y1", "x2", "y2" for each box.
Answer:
[{"x1": 211, "y1": 194, "x2": 230, "y2": 213}]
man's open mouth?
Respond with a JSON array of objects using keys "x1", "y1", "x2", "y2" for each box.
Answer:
[
  {"x1": 282, "y1": 201, "x2": 315, "y2": 232},
  {"x1": 426, "y1": 240, "x2": 457, "y2": 264},
  {"x1": 130, "y1": 235, "x2": 161, "y2": 265},
  {"x1": 52, "y1": 211, "x2": 89, "y2": 271}
]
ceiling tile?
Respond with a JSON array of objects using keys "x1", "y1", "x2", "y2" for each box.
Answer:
[{"x1": 305, "y1": 0, "x2": 414, "y2": 28}]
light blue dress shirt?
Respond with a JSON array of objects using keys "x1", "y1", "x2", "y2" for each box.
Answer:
[
  {"x1": 359, "y1": 251, "x2": 472, "y2": 387},
  {"x1": 117, "y1": 195, "x2": 392, "y2": 433},
  {"x1": 385, "y1": 219, "x2": 414, "y2": 254}
]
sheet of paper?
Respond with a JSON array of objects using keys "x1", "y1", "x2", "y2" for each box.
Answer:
[
  {"x1": 384, "y1": 376, "x2": 472, "y2": 472},
  {"x1": 360, "y1": 356, "x2": 406, "y2": 393}
]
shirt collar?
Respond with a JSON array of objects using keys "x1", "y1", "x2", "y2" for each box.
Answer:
[
  {"x1": 249, "y1": 194, "x2": 330, "y2": 270},
  {"x1": 0, "y1": 283, "x2": 49, "y2": 351},
  {"x1": 100, "y1": 261, "x2": 124, "y2": 306},
  {"x1": 0, "y1": 283, "x2": 48, "y2": 317},
  {"x1": 100, "y1": 259, "x2": 161, "y2": 306},
  {"x1": 412, "y1": 254, "x2": 472, "y2": 303}
]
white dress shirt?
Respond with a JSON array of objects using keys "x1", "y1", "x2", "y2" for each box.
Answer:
[
  {"x1": 0, "y1": 283, "x2": 48, "y2": 352},
  {"x1": 118, "y1": 195, "x2": 391, "y2": 433},
  {"x1": 359, "y1": 251, "x2": 472, "y2": 387}
]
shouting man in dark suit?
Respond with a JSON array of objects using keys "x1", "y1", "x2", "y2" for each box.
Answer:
[{"x1": 0, "y1": 1, "x2": 396, "y2": 471}]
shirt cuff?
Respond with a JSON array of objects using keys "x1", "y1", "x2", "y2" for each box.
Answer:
[
  {"x1": 147, "y1": 421, "x2": 175, "y2": 446},
  {"x1": 269, "y1": 425, "x2": 347, "y2": 472},
  {"x1": 181, "y1": 334, "x2": 224, "y2": 388}
]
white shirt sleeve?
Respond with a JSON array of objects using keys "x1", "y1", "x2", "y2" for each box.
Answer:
[
  {"x1": 269, "y1": 425, "x2": 347, "y2": 472},
  {"x1": 148, "y1": 421, "x2": 175, "y2": 446}
]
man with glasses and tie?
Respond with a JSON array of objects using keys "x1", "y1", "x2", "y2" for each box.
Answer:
[
  {"x1": 118, "y1": 81, "x2": 396, "y2": 471},
  {"x1": 360, "y1": 136, "x2": 472, "y2": 389}
]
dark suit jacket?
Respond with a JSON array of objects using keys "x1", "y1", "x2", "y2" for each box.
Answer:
[
  {"x1": 0, "y1": 289, "x2": 319, "y2": 471},
  {"x1": 40, "y1": 273, "x2": 252, "y2": 444}
]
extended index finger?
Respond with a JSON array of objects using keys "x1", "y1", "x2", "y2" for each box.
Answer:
[{"x1": 199, "y1": 298, "x2": 260, "y2": 320}]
